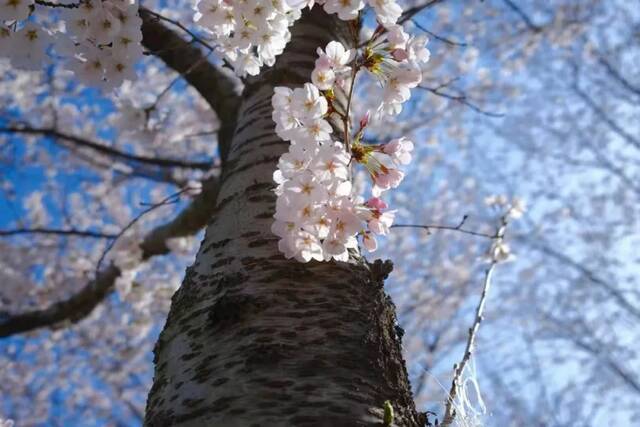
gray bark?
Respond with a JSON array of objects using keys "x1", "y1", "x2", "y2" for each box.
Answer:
[{"x1": 145, "y1": 7, "x2": 421, "y2": 426}]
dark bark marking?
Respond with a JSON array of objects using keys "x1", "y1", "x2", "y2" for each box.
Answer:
[
  {"x1": 202, "y1": 237, "x2": 232, "y2": 254},
  {"x1": 210, "y1": 256, "x2": 235, "y2": 269},
  {"x1": 254, "y1": 211, "x2": 275, "y2": 219},
  {"x1": 244, "y1": 181, "x2": 274, "y2": 193},
  {"x1": 208, "y1": 293, "x2": 265, "y2": 331},
  {"x1": 247, "y1": 237, "x2": 278, "y2": 248}
]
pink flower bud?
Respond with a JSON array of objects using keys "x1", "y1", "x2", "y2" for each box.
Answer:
[
  {"x1": 359, "y1": 111, "x2": 370, "y2": 129},
  {"x1": 391, "y1": 49, "x2": 409, "y2": 61},
  {"x1": 365, "y1": 197, "x2": 388, "y2": 211}
]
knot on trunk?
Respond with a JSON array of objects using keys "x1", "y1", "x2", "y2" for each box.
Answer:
[
  {"x1": 369, "y1": 259, "x2": 394, "y2": 285},
  {"x1": 208, "y1": 292, "x2": 266, "y2": 331}
]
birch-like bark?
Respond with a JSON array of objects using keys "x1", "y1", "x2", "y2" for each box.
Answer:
[{"x1": 145, "y1": 7, "x2": 421, "y2": 426}]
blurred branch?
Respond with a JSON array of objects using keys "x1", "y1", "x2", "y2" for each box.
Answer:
[
  {"x1": 541, "y1": 313, "x2": 640, "y2": 394},
  {"x1": 418, "y1": 85, "x2": 505, "y2": 117},
  {"x1": 141, "y1": 8, "x2": 215, "y2": 52},
  {"x1": 95, "y1": 187, "x2": 193, "y2": 274},
  {"x1": 0, "y1": 177, "x2": 221, "y2": 338},
  {"x1": 411, "y1": 20, "x2": 467, "y2": 47},
  {"x1": 399, "y1": 0, "x2": 446, "y2": 24},
  {"x1": 0, "y1": 126, "x2": 213, "y2": 170},
  {"x1": 145, "y1": 54, "x2": 210, "y2": 114},
  {"x1": 518, "y1": 238, "x2": 640, "y2": 321},
  {"x1": 571, "y1": 77, "x2": 640, "y2": 150},
  {"x1": 140, "y1": 7, "x2": 240, "y2": 160},
  {"x1": 571, "y1": 335, "x2": 640, "y2": 394},
  {"x1": 501, "y1": 0, "x2": 542, "y2": 32},
  {"x1": 539, "y1": 124, "x2": 640, "y2": 196},
  {"x1": 598, "y1": 56, "x2": 640, "y2": 97},
  {"x1": 392, "y1": 215, "x2": 497, "y2": 239},
  {"x1": 0, "y1": 228, "x2": 117, "y2": 239}
]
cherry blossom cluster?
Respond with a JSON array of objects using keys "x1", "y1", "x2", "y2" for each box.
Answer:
[
  {"x1": 365, "y1": 23, "x2": 431, "y2": 115},
  {"x1": 270, "y1": 35, "x2": 425, "y2": 262},
  {"x1": 0, "y1": 0, "x2": 143, "y2": 89},
  {"x1": 61, "y1": 0, "x2": 144, "y2": 89},
  {"x1": 194, "y1": 0, "x2": 300, "y2": 76},
  {"x1": 193, "y1": 0, "x2": 403, "y2": 76},
  {"x1": 0, "y1": 20, "x2": 53, "y2": 70}
]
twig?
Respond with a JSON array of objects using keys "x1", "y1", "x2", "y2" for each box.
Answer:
[
  {"x1": 399, "y1": 0, "x2": 446, "y2": 24},
  {"x1": 0, "y1": 177, "x2": 221, "y2": 337},
  {"x1": 0, "y1": 228, "x2": 117, "y2": 239},
  {"x1": 142, "y1": 9, "x2": 215, "y2": 52},
  {"x1": 440, "y1": 216, "x2": 509, "y2": 426},
  {"x1": 501, "y1": 0, "x2": 542, "y2": 32},
  {"x1": 418, "y1": 85, "x2": 505, "y2": 118},
  {"x1": 0, "y1": 126, "x2": 213, "y2": 170},
  {"x1": 411, "y1": 19, "x2": 467, "y2": 47},
  {"x1": 597, "y1": 56, "x2": 640, "y2": 97},
  {"x1": 94, "y1": 187, "x2": 194, "y2": 274},
  {"x1": 391, "y1": 215, "x2": 497, "y2": 239},
  {"x1": 145, "y1": 50, "x2": 214, "y2": 116}
]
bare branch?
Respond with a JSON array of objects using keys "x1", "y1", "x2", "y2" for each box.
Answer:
[
  {"x1": 518, "y1": 238, "x2": 640, "y2": 321},
  {"x1": 0, "y1": 177, "x2": 221, "y2": 338},
  {"x1": 0, "y1": 228, "x2": 117, "y2": 239},
  {"x1": 501, "y1": 0, "x2": 543, "y2": 32},
  {"x1": 139, "y1": 7, "x2": 241, "y2": 159},
  {"x1": 0, "y1": 126, "x2": 213, "y2": 170},
  {"x1": 399, "y1": 0, "x2": 446, "y2": 24},
  {"x1": 418, "y1": 85, "x2": 505, "y2": 118},
  {"x1": 572, "y1": 84, "x2": 640, "y2": 150},
  {"x1": 95, "y1": 187, "x2": 192, "y2": 274},
  {"x1": 598, "y1": 56, "x2": 640, "y2": 97},
  {"x1": 441, "y1": 216, "x2": 509, "y2": 426},
  {"x1": 411, "y1": 19, "x2": 467, "y2": 47},
  {"x1": 392, "y1": 215, "x2": 497, "y2": 239},
  {"x1": 541, "y1": 313, "x2": 640, "y2": 394}
]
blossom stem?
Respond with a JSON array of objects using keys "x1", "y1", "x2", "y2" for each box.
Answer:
[{"x1": 343, "y1": 64, "x2": 359, "y2": 151}]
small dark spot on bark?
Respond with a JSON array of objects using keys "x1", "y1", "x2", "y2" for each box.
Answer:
[
  {"x1": 212, "y1": 377, "x2": 229, "y2": 386},
  {"x1": 182, "y1": 397, "x2": 205, "y2": 408}
]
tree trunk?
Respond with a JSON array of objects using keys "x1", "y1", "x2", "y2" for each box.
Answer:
[{"x1": 145, "y1": 7, "x2": 421, "y2": 426}]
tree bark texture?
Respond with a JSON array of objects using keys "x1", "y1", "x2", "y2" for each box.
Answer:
[{"x1": 145, "y1": 7, "x2": 421, "y2": 426}]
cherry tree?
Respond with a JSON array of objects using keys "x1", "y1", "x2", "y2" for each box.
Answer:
[{"x1": 0, "y1": 0, "x2": 638, "y2": 426}]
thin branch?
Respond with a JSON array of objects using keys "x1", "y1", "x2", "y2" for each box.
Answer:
[
  {"x1": 144, "y1": 49, "x2": 214, "y2": 117},
  {"x1": 0, "y1": 126, "x2": 213, "y2": 170},
  {"x1": 501, "y1": 0, "x2": 543, "y2": 32},
  {"x1": 572, "y1": 84, "x2": 640, "y2": 151},
  {"x1": 399, "y1": 0, "x2": 446, "y2": 24},
  {"x1": 441, "y1": 262, "x2": 497, "y2": 426},
  {"x1": 139, "y1": 7, "x2": 240, "y2": 160},
  {"x1": 391, "y1": 215, "x2": 497, "y2": 239},
  {"x1": 0, "y1": 177, "x2": 221, "y2": 338},
  {"x1": 95, "y1": 187, "x2": 192, "y2": 274},
  {"x1": 518, "y1": 237, "x2": 640, "y2": 321},
  {"x1": 411, "y1": 19, "x2": 467, "y2": 47},
  {"x1": 540, "y1": 313, "x2": 640, "y2": 394},
  {"x1": 598, "y1": 56, "x2": 640, "y2": 97},
  {"x1": 418, "y1": 85, "x2": 505, "y2": 118},
  {"x1": 141, "y1": 8, "x2": 215, "y2": 52},
  {"x1": 441, "y1": 216, "x2": 509, "y2": 426},
  {"x1": 0, "y1": 228, "x2": 117, "y2": 239}
]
